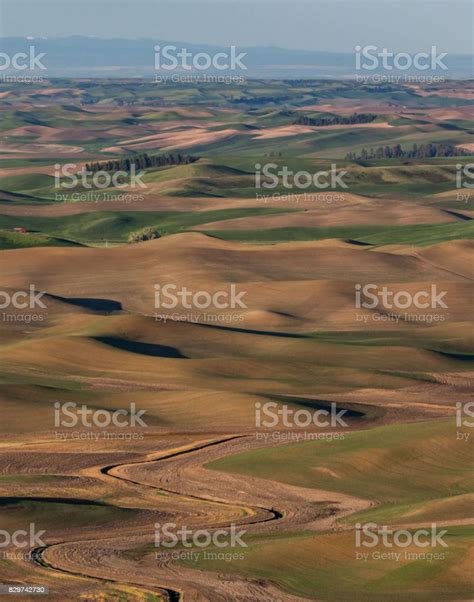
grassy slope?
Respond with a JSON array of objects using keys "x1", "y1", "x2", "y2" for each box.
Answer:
[
  {"x1": 201, "y1": 221, "x2": 474, "y2": 246},
  {"x1": 207, "y1": 419, "x2": 473, "y2": 521},
  {"x1": 0, "y1": 207, "x2": 299, "y2": 245},
  {"x1": 0, "y1": 497, "x2": 134, "y2": 532},
  {"x1": 182, "y1": 525, "x2": 474, "y2": 601},
  {"x1": 0, "y1": 231, "x2": 82, "y2": 249},
  {"x1": 189, "y1": 420, "x2": 474, "y2": 599}
]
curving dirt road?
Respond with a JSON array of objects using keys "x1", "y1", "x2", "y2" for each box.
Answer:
[{"x1": 27, "y1": 433, "x2": 372, "y2": 601}]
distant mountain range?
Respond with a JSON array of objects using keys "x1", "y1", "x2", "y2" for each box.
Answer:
[{"x1": 0, "y1": 36, "x2": 472, "y2": 79}]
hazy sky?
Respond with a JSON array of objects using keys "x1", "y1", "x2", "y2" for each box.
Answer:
[{"x1": 0, "y1": 0, "x2": 472, "y2": 54}]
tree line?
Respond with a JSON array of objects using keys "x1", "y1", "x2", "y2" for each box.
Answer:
[
  {"x1": 85, "y1": 152, "x2": 198, "y2": 173},
  {"x1": 295, "y1": 113, "x2": 377, "y2": 127},
  {"x1": 232, "y1": 95, "x2": 293, "y2": 105},
  {"x1": 346, "y1": 143, "x2": 470, "y2": 161}
]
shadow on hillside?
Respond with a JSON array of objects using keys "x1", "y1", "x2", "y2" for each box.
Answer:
[
  {"x1": 46, "y1": 294, "x2": 122, "y2": 313},
  {"x1": 93, "y1": 336, "x2": 187, "y2": 359}
]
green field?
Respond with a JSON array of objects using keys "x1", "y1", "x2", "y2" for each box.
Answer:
[
  {"x1": 188, "y1": 419, "x2": 474, "y2": 599},
  {"x1": 207, "y1": 419, "x2": 473, "y2": 522},
  {"x1": 201, "y1": 221, "x2": 474, "y2": 246},
  {"x1": 0, "y1": 207, "x2": 299, "y2": 246},
  {"x1": 181, "y1": 524, "x2": 473, "y2": 601}
]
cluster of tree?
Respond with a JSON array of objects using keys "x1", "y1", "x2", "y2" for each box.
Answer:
[
  {"x1": 346, "y1": 143, "x2": 470, "y2": 161},
  {"x1": 85, "y1": 153, "x2": 198, "y2": 173},
  {"x1": 295, "y1": 113, "x2": 377, "y2": 127},
  {"x1": 128, "y1": 227, "x2": 161, "y2": 243},
  {"x1": 115, "y1": 99, "x2": 165, "y2": 106},
  {"x1": 361, "y1": 85, "x2": 397, "y2": 93},
  {"x1": 114, "y1": 99, "x2": 137, "y2": 106},
  {"x1": 141, "y1": 100, "x2": 165, "y2": 107},
  {"x1": 232, "y1": 95, "x2": 292, "y2": 105}
]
